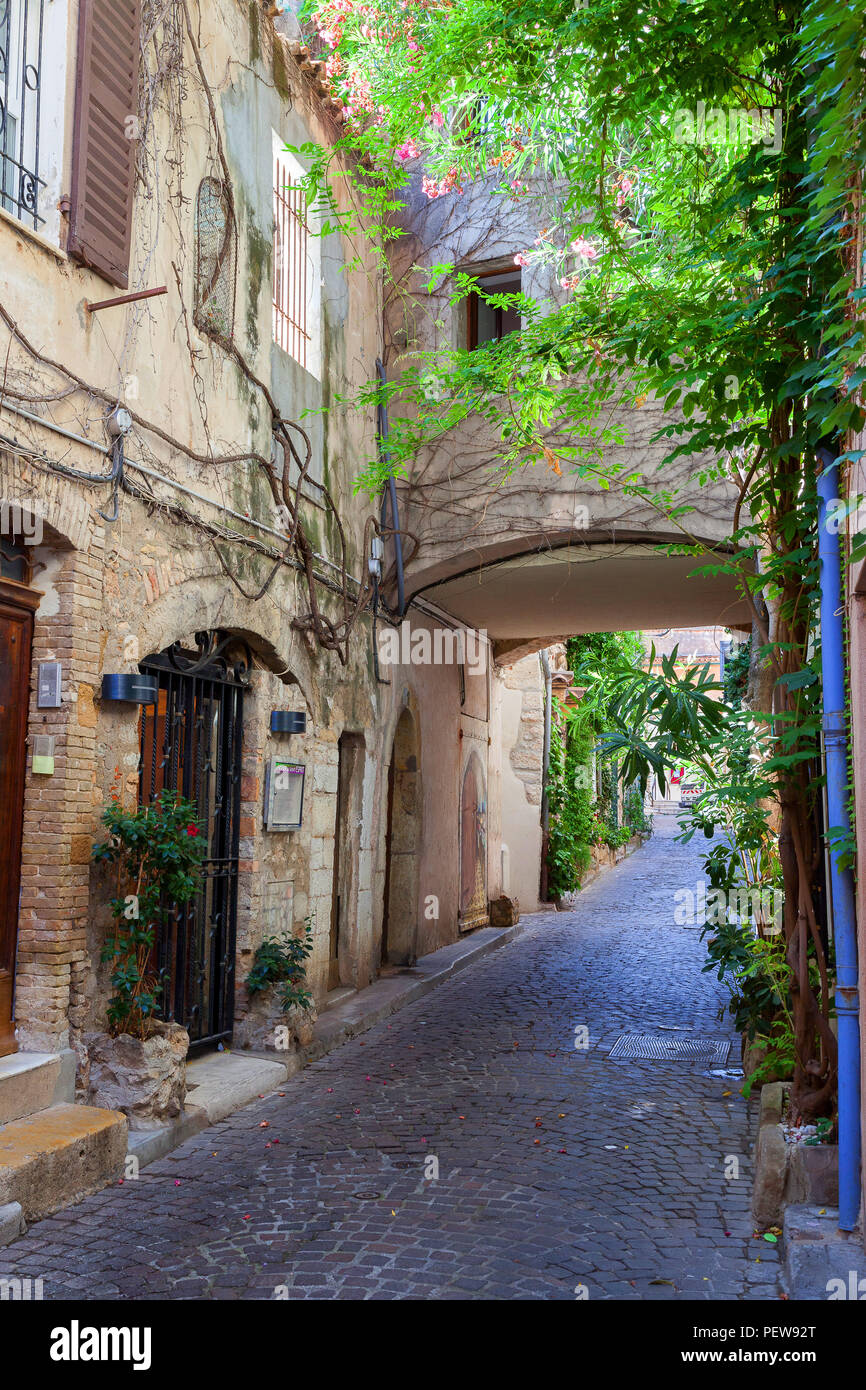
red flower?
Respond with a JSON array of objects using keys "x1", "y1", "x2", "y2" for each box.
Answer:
[{"x1": 186, "y1": 824, "x2": 199, "y2": 837}]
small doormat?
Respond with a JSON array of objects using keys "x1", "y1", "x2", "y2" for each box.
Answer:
[{"x1": 608, "y1": 1034, "x2": 731, "y2": 1065}]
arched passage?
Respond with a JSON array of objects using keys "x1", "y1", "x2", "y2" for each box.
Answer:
[{"x1": 381, "y1": 707, "x2": 421, "y2": 966}]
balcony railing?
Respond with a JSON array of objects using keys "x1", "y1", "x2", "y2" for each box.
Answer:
[{"x1": 0, "y1": 0, "x2": 46, "y2": 230}]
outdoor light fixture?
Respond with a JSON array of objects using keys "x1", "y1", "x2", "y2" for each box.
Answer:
[
  {"x1": 270, "y1": 710, "x2": 307, "y2": 735},
  {"x1": 101, "y1": 673, "x2": 159, "y2": 704},
  {"x1": 106, "y1": 405, "x2": 133, "y2": 437},
  {"x1": 368, "y1": 536, "x2": 384, "y2": 579}
]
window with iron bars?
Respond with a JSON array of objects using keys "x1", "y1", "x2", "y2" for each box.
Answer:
[
  {"x1": 272, "y1": 140, "x2": 319, "y2": 375},
  {"x1": 0, "y1": 0, "x2": 46, "y2": 230}
]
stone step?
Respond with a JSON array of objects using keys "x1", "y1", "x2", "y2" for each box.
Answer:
[
  {"x1": 0, "y1": 1103, "x2": 127, "y2": 1221},
  {"x1": 184, "y1": 1052, "x2": 291, "y2": 1124},
  {"x1": 0, "y1": 1050, "x2": 75, "y2": 1126}
]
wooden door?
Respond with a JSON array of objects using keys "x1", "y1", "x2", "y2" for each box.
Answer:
[
  {"x1": 0, "y1": 581, "x2": 37, "y2": 1057},
  {"x1": 380, "y1": 745, "x2": 396, "y2": 965},
  {"x1": 459, "y1": 755, "x2": 488, "y2": 932},
  {"x1": 328, "y1": 740, "x2": 346, "y2": 990}
]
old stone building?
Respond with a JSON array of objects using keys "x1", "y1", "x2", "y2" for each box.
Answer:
[
  {"x1": 0, "y1": 0, "x2": 753, "y2": 1221},
  {"x1": 0, "y1": 0, "x2": 538, "y2": 1208}
]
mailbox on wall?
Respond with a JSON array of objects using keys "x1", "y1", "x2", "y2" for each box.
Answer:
[{"x1": 264, "y1": 756, "x2": 306, "y2": 831}]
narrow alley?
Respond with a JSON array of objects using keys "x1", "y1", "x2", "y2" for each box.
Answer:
[{"x1": 1, "y1": 818, "x2": 776, "y2": 1301}]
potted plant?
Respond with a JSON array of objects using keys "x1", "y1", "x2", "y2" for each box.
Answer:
[
  {"x1": 236, "y1": 918, "x2": 316, "y2": 1052},
  {"x1": 86, "y1": 788, "x2": 205, "y2": 1128}
]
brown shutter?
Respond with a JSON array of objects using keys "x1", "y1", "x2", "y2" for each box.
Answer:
[{"x1": 68, "y1": 0, "x2": 141, "y2": 288}]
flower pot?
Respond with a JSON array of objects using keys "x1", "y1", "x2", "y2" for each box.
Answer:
[
  {"x1": 85, "y1": 1021, "x2": 189, "y2": 1130},
  {"x1": 234, "y1": 990, "x2": 317, "y2": 1052}
]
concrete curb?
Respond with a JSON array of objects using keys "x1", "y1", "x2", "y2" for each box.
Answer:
[
  {"x1": 124, "y1": 922, "x2": 523, "y2": 1171},
  {"x1": 752, "y1": 1082, "x2": 839, "y2": 1228},
  {"x1": 783, "y1": 1204, "x2": 866, "y2": 1300},
  {"x1": 752, "y1": 1081, "x2": 787, "y2": 1227}
]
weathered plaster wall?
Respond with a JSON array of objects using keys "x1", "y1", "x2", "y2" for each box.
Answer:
[
  {"x1": 499, "y1": 655, "x2": 545, "y2": 913},
  {"x1": 0, "y1": 0, "x2": 499, "y2": 1069},
  {"x1": 380, "y1": 168, "x2": 749, "y2": 648}
]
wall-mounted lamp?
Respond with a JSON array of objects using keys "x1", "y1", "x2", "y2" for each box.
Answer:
[
  {"x1": 368, "y1": 536, "x2": 384, "y2": 579},
  {"x1": 270, "y1": 711, "x2": 307, "y2": 735},
  {"x1": 101, "y1": 673, "x2": 159, "y2": 705}
]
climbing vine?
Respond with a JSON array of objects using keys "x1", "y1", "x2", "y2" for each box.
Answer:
[
  {"x1": 0, "y1": 0, "x2": 379, "y2": 664},
  {"x1": 303, "y1": 0, "x2": 866, "y2": 1122}
]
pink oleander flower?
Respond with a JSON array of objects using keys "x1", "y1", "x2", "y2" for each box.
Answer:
[
  {"x1": 395, "y1": 138, "x2": 422, "y2": 161},
  {"x1": 514, "y1": 253, "x2": 529, "y2": 267},
  {"x1": 431, "y1": 110, "x2": 445, "y2": 128},
  {"x1": 570, "y1": 236, "x2": 598, "y2": 261}
]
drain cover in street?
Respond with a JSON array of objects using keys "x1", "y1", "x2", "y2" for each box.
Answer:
[{"x1": 608, "y1": 1034, "x2": 731, "y2": 1065}]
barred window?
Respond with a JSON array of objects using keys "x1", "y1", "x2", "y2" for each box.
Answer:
[
  {"x1": 194, "y1": 176, "x2": 237, "y2": 344},
  {"x1": 272, "y1": 138, "x2": 320, "y2": 376},
  {"x1": 0, "y1": 0, "x2": 47, "y2": 229}
]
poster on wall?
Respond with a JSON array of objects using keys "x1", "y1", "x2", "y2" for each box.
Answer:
[{"x1": 264, "y1": 757, "x2": 306, "y2": 831}]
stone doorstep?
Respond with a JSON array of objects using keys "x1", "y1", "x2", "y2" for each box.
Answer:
[
  {"x1": 125, "y1": 922, "x2": 524, "y2": 1171},
  {"x1": 184, "y1": 1052, "x2": 292, "y2": 1125},
  {"x1": 0, "y1": 1103, "x2": 128, "y2": 1222},
  {"x1": 0, "y1": 1048, "x2": 76, "y2": 1126},
  {"x1": 783, "y1": 1204, "x2": 866, "y2": 1300}
]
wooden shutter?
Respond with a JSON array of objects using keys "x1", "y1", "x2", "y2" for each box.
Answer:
[{"x1": 68, "y1": 0, "x2": 141, "y2": 288}]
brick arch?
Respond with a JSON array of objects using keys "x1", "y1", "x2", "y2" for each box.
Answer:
[
  {"x1": 0, "y1": 452, "x2": 101, "y2": 553},
  {"x1": 129, "y1": 583, "x2": 318, "y2": 715}
]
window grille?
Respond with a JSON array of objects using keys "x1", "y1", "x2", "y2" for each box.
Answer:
[
  {"x1": 0, "y1": 0, "x2": 46, "y2": 229},
  {"x1": 194, "y1": 176, "x2": 236, "y2": 343},
  {"x1": 272, "y1": 148, "x2": 310, "y2": 368}
]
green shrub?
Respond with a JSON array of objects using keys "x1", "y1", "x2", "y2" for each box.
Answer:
[
  {"x1": 246, "y1": 918, "x2": 315, "y2": 1013},
  {"x1": 92, "y1": 790, "x2": 205, "y2": 1038}
]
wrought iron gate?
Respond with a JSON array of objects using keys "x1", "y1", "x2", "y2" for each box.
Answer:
[{"x1": 139, "y1": 632, "x2": 247, "y2": 1051}]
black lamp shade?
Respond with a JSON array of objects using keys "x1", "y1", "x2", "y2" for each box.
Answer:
[
  {"x1": 270, "y1": 711, "x2": 307, "y2": 735},
  {"x1": 102, "y1": 673, "x2": 159, "y2": 704}
]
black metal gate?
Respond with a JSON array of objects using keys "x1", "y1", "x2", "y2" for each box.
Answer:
[{"x1": 139, "y1": 632, "x2": 247, "y2": 1051}]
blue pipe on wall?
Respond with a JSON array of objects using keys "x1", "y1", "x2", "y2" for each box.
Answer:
[
  {"x1": 376, "y1": 358, "x2": 406, "y2": 617},
  {"x1": 817, "y1": 441, "x2": 861, "y2": 1231}
]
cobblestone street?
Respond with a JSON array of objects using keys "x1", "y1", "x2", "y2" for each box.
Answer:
[{"x1": 1, "y1": 816, "x2": 779, "y2": 1300}]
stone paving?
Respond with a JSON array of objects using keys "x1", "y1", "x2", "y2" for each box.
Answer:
[{"x1": 1, "y1": 815, "x2": 781, "y2": 1300}]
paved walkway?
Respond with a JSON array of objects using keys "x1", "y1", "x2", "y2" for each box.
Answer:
[{"x1": 2, "y1": 816, "x2": 779, "y2": 1299}]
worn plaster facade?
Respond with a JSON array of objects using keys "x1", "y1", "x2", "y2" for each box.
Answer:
[
  {"x1": 380, "y1": 169, "x2": 752, "y2": 661},
  {"x1": 0, "y1": 0, "x2": 532, "y2": 1092}
]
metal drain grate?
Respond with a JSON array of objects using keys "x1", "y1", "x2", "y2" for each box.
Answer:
[{"x1": 608, "y1": 1034, "x2": 731, "y2": 1065}]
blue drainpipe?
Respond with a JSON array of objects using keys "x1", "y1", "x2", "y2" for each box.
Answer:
[
  {"x1": 376, "y1": 359, "x2": 406, "y2": 618},
  {"x1": 817, "y1": 440, "x2": 861, "y2": 1231}
]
